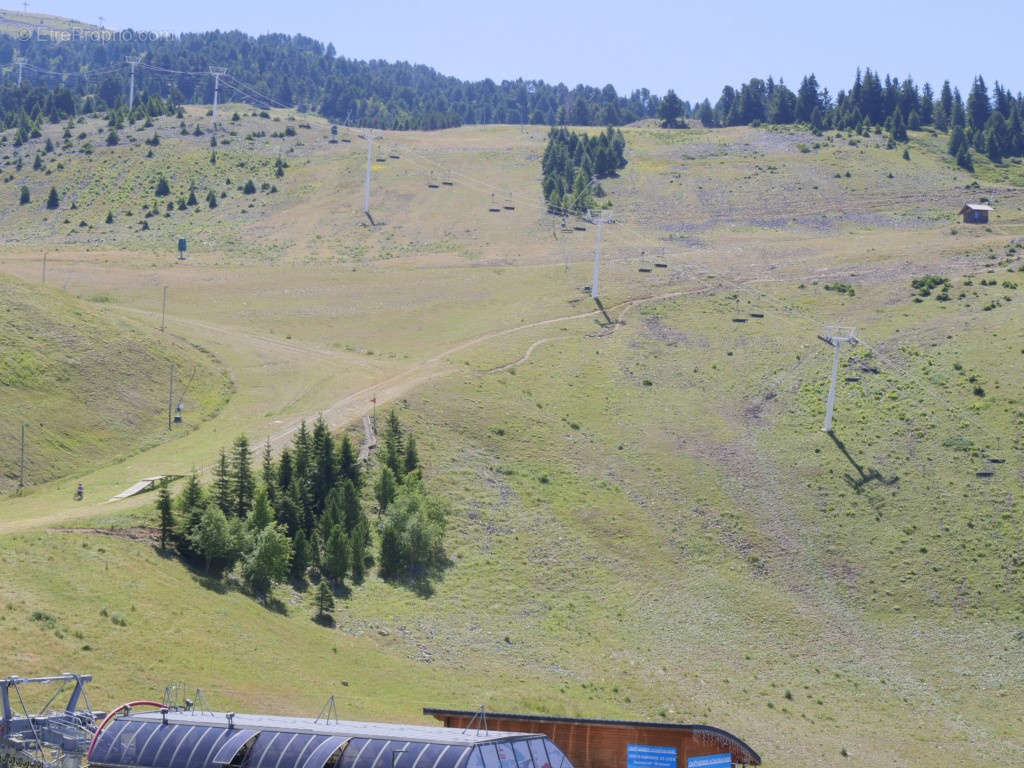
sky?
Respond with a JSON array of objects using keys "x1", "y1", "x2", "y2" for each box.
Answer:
[{"x1": 25, "y1": 0, "x2": 1024, "y2": 101}]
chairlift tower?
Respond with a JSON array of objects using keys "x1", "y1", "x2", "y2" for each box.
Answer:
[
  {"x1": 589, "y1": 210, "x2": 610, "y2": 300},
  {"x1": 209, "y1": 67, "x2": 227, "y2": 131},
  {"x1": 818, "y1": 326, "x2": 858, "y2": 433},
  {"x1": 359, "y1": 134, "x2": 380, "y2": 220},
  {"x1": 14, "y1": 57, "x2": 25, "y2": 87},
  {"x1": 126, "y1": 57, "x2": 141, "y2": 111}
]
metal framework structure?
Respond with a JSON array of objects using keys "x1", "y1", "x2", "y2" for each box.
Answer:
[
  {"x1": 125, "y1": 57, "x2": 142, "y2": 112},
  {"x1": 588, "y1": 211, "x2": 610, "y2": 300},
  {"x1": 209, "y1": 67, "x2": 227, "y2": 130},
  {"x1": 0, "y1": 674, "x2": 98, "y2": 768},
  {"x1": 818, "y1": 326, "x2": 858, "y2": 433}
]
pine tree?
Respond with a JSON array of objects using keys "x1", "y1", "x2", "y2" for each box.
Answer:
[
  {"x1": 231, "y1": 435, "x2": 254, "y2": 518},
  {"x1": 320, "y1": 486, "x2": 343, "y2": 545},
  {"x1": 277, "y1": 448, "x2": 293, "y2": 492},
  {"x1": 337, "y1": 433, "x2": 361, "y2": 489},
  {"x1": 341, "y1": 479, "x2": 361, "y2": 533},
  {"x1": 951, "y1": 90, "x2": 966, "y2": 129},
  {"x1": 155, "y1": 175, "x2": 171, "y2": 196},
  {"x1": 315, "y1": 580, "x2": 335, "y2": 621},
  {"x1": 274, "y1": 486, "x2": 302, "y2": 537},
  {"x1": 986, "y1": 129, "x2": 1002, "y2": 163},
  {"x1": 242, "y1": 523, "x2": 292, "y2": 598},
  {"x1": 261, "y1": 438, "x2": 276, "y2": 502},
  {"x1": 157, "y1": 481, "x2": 173, "y2": 551},
  {"x1": 293, "y1": 420, "x2": 312, "y2": 483},
  {"x1": 692, "y1": 99, "x2": 711, "y2": 127},
  {"x1": 189, "y1": 505, "x2": 232, "y2": 573},
  {"x1": 890, "y1": 107, "x2": 908, "y2": 142},
  {"x1": 956, "y1": 144, "x2": 974, "y2": 172},
  {"x1": 251, "y1": 488, "x2": 273, "y2": 530},
  {"x1": 378, "y1": 523, "x2": 403, "y2": 580},
  {"x1": 46, "y1": 187, "x2": 59, "y2": 209},
  {"x1": 324, "y1": 524, "x2": 350, "y2": 584},
  {"x1": 948, "y1": 126, "x2": 968, "y2": 158},
  {"x1": 350, "y1": 516, "x2": 368, "y2": 584},
  {"x1": 206, "y1": 189, "x2": 218, "y2": 208},
  {"x1": 375, "y1": 466, "x2": 397, "y2": 514},
  {"x1": 404, "y1": 436, "x2": 419, "y2": 476},
  {"x1": 19, "y1": 186, "x2": 29, "y2": 205},
  {"x1": 658, "y1": 90, "x2": 684, "y2": 128},
  {"x1": 311, "y1": 415, "x2": 335, "y2": 515},
  {"x1": 292, "y1": 528, "x2": 311, "y2": 580},
  {"x1": 966, "y1": 76, "x2": 991, "y2": 133},
  {"x1": 176, "y1": 469, "x2": 205, "y2": 557},
  {"x1": 214, "y1": 448, "x2": 232, "y2": 514}
]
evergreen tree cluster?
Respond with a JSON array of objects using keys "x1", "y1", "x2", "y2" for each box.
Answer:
[
  {"x1": 697, "y1": 70, "x2": 1024, "y2": 166},
  {"x1": 0, "y1": 30, "x2": 662, "y2": 130},
  {"x1": 0, "y1": 79, "x2": 175, "y2": 137},
  {"x1": 541, "y1": 126, "x2": 626, "y2": 214},
  {"x1": 166, "y1": 411, "x2": 446, "y2": 612},
  {"x1": 373, "y1": 410, "x2": 446, "y2": 585}
]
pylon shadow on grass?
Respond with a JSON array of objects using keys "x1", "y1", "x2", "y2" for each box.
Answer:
[
  {"x1": 593, "y1": 297, "x2": 615, "y2": 327},
  {"x1": 828, "y1": 431, "x2": 899, "y2": 493}
]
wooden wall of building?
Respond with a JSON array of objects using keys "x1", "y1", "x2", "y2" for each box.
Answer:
[{"x1": 427, "y1": 713, "x2": 758, "y2": 768}]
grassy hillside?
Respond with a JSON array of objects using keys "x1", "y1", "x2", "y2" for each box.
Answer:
[
  {"x1": 0, "y1": 9, "x2": 103, "y2": 36},
  {"x1": 0, "y1": 115, "x2": 1022, "y2": 768},
  {"x1": 0, "y1": 275, "x2": 231, "y2": 492}
]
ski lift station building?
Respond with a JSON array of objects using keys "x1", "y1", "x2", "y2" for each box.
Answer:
[
  {"x1": 89, "y1": 710, "x2": 759, "y2": 768},
  {"x1": 89, "y1": 712, "x2": 575, "y2": 768}
]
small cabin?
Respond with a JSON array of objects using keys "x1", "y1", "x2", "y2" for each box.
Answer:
[{"x1": 959, "y1": 203, "x2": 993, "y2": 224}]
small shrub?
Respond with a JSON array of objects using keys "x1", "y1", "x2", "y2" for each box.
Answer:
[{"x1": 824, "y1": 282, "x2": 855, "y2": 296}]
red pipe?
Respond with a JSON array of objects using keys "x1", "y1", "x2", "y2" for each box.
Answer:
[{"x1": 87, "y1": 700, "x2": 165, "y2": 760}]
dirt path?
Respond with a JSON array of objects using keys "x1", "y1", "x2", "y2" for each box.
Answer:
[
  {"x1": 0, "y1": 287, "x2": 703, "y2": 535},
  {"x1": 484, "y1": 336, "x2": 565, "y2": 373}
]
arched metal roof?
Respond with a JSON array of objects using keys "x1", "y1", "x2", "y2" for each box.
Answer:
[{"x1": 90, "y1": 712, "x2": 571, "y2": 768}]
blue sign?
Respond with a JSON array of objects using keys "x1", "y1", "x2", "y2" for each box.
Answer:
[
  {"x1": 627, "y1": 745, "x2": 677, "y2": 768},
  {"x1": 686, "y1": 755, "x2": 731, "y2": 768},
  {"x1": 178, "y1": 238, "x2": 187, "y2": 252}
]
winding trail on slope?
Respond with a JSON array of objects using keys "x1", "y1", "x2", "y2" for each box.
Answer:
[
  {"x1": 0, "y1": 286, "x2": 710, "y2": 535},
  {"x1": 483, "y1": 336, "x2": 565, "y2": 373}
]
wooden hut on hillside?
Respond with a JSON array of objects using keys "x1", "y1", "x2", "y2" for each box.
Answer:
[{"x1": 960, "y1": 203, "x2": 993, "y2": 224}]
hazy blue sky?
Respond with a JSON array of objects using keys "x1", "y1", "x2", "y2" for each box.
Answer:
[{"x1": 32, "y1": 0, "x2": 1023, "y2": 100}]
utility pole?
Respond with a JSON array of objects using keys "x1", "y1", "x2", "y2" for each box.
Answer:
[
  {"x1": 590, "y1": 210, "x2": 609, "y2": 300},
  {"x1": 209, "y1": 67, "x2": 227, "y2": 132},
  {"x1": 19, "y1": 424, "x2": 25, "y2": 490},
  {"x1": 14, "y1": 57, "x2": 25, "y2": 87},
  {"x1": 126, "y1": 56, "x2": 141, "y2": 112},
  {"x1": 818, "y1": 326, "x2": 858, "y2": 433},
  {"x1": 161, "y1": 286, "x2": 167, "y2": 332},
  {"x1": 168, "y1": 363, "x2": 175, "y2": 430}
]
